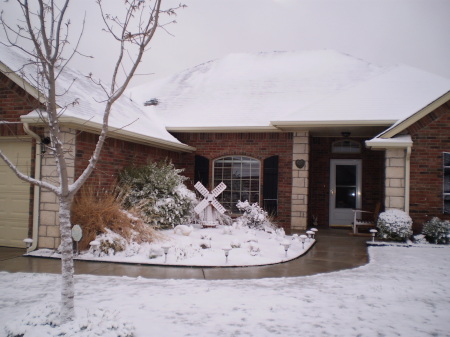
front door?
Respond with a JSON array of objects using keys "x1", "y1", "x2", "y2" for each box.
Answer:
[{"x1": 329, "y1": 159, "x2": 361, "y2": 226}]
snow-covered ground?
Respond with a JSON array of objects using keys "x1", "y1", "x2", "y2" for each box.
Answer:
[
  {"x1": 1, "y1": 245, "x2": 449, "y2": 337},
  {"x1": 27, "y1": 226, "x2": 315, "y2": 267}
]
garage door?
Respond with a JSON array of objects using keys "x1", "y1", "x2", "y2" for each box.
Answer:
[{"x1": 0, "y1": 139, "x2": 32, "y2": 247}]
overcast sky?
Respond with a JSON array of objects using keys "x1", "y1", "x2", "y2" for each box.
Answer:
[{"x1": 1, "y1": 0, "x2": 450, "y2": 87}]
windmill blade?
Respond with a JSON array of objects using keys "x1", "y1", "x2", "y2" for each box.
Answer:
[
  {"x1": 211, "y1": 199, "x2": 227, "y2": 214},
  {"x1": 194, "y1": 181, "x2": 210, "y2": 198},
  {"x1": 194, "y1": 198, "x2": 210, "y2": 214},
  {"x1": 211, "y1": 182, "x2": 227, "y2": 197}
]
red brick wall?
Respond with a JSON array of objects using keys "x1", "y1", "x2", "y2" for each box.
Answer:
[
  {"x1": 0, "y1": 73, "x2": 39, "y2": 136},
  {"x1": 0, "y1": 73, "x2": 39, "y2": 235},
  {"x1": 74, "y1": 132, "x2": 183, "y2": 191},
  {"x1": 407, "y1": 101, "x2": 450, "y2": 231},
  {"x1": 172, "y1": 132, "x2": 294, "y2": 229},
  {"x1": 309, "y1": 137, "x2": 385, "y2": 227}
]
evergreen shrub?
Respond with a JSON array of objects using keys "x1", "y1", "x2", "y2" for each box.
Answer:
[
  {"x1": 422, "y1": 217, "x2": 450, "y2": 244},
  {"x1": 119, "y1": 160, "x2": 196, "y2": 229},
  {"x1": 376, "y1": 209, "x2": 413, "y2": 242}
]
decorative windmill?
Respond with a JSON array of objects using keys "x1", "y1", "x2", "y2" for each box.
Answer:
[{"x1": 194, "y1": 181, "x2": 227, "y2": 227}]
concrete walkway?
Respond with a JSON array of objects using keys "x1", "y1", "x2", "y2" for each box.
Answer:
[{"x1": 0, "y1": 229, "x2": 369, "y2": 280}]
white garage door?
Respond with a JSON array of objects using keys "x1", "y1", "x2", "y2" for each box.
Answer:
[{"x1": 0, "y1": 138, "x2": 32, "y2": 247}]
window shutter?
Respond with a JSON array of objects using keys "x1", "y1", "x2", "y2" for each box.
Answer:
[
  {"x1": 263, "y1": 155, "x2": 279, "y2": 216},
  {"x1": 195, "y1": 155, "x2": 209, "y2": 188}
]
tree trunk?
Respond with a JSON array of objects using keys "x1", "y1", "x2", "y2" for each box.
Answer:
[{"x1": 59, "y1": 195, "x2": 75, "y2": 323}]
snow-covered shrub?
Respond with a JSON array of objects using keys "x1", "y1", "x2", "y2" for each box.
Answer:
[
  {"x1": 119, "y1": 160, "x2": 197, "y2": 229},
  {"x1": 236, "y1": 200, "x2": 276, "y2": 230},
  {"x1": 376, "y1": 209, "x2": 413, "y2": 242},
  {"x1": 422, "y1": 217, "x2": 450, "y2": 244},
  {"x1": 95, "y1": 230, "x2": 127, "y2": 256}
]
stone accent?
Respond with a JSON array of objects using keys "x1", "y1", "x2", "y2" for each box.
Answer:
[
  {"x1": 291, "y1": 131, "x2": 309, "y2": 230},
  {"x1": 384, "y1": 149, "x2": 406, "y2": 211},
  {"x1": 38, "y1": 127, "x2": 76, "y2": 249}
]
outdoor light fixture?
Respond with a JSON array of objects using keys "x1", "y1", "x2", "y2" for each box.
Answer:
[
  {"x1": 222, "y1": 246, "x2": 232, "y2": 263},
  {"x1": 341, "y1": 131, "x2": 351, "y2": 138},
  {"x1": 162, "y1": 244, "x2": 171, "y2": 263},
  {"x1": 370, "y1": 229, "x2": 378, "y2": 242},
  {"x1": 295, "y1": 159, "x2": 306, "y2": 169},
  {"x1": 23, "y1": 238, "x2": 33, "y2": 251},
  {"x1": 299, "y1": 235, "x2": 307, "y2": 249},
  {"x1": 280, "y1": 240, "x2": 291, "y2": 257}
]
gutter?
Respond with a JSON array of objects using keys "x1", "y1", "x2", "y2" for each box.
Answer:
[
  {"x1": 21, "y1": 114, "x2": 196, "y2": 153},
  {"x1": 22, "y1": 123, "x2": 41, "y2": 252},
  {"x1": 405, "y1": 146, "x2": 411, "y2": 213}
]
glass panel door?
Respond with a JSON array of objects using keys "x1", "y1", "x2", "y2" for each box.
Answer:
[{"x1": 329, "y1": 159, "x2": 362, "y2": 226}]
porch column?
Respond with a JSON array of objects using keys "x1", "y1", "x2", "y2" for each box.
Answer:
[
  {"x1": 384, "y1": 148, "x2": 406, "y2": 211},
  {"x1": 291, "y1": 131, "x2": 309, "y2": 230},
  {"x1": 38, "y1": 127, "x2": 76, "y2": 249}
]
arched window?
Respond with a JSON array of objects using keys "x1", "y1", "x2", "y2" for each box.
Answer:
[
  {"x1": 213, "y1": 156, "x2": 260, "y2": 213},
  {"x1": 332, "y1": 140, "x2": 361, "y2": 154}
]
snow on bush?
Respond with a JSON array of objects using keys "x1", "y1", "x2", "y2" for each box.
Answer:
[
  {"x1": 119, "y1": 160, "x2": 196, "y2": 229},
  {"x1": 422, "y1": 217, "x2": 450, "y2": 244},
  {"x1": 236, "y1": 201, "x2": 276, "y2": 231},
  {"x1": 4, "y1": 303, "x2": 134, "y2": 337},
  {"x1": 376, "y1": 209, "x2": 413, "y2": 242}
]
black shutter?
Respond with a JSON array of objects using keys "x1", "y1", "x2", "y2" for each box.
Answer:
[
  {"x1": 195, "y1": 155, "x2": 209, "y2": 187},
  {"x1": 263, "y1": 155, "x2": 279, "y2": 216}
]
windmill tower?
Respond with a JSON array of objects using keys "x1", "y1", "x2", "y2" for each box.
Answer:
[{"x1": 194, "y1": 182, "x2": 227, "y2": 227}]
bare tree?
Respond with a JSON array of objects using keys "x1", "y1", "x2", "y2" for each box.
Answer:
[{"x1": 0, "y1": 0, "x2": 184, "y2": 323}]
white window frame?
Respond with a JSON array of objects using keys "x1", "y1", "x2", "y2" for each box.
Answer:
[{"x1": 213, "y1": 156, "x2": 261, "y2": 214}]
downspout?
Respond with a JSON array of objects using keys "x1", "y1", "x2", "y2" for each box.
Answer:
[
  {"x1": 405, "y1": 146, "x2": 412, "y2": 214},
  {"x1": 23, "y1": 123, "x2": 41, "y2": 252}
]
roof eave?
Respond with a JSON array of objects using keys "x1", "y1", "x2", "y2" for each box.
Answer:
[
  {"x1": 21, "y1": 114, "x2": 196, "y2": 153},
  {"x1": 166, "y1": 125, "x2": 282, "y2": 133},
  {"x1": 270, "y1": 120, "x2": 397, "y2": 131},
  {"x1": 366, "y1": 139, "x2": 413, "y2": 149},
  {"x1": 379, "y1": 91, "x2": 450, "y2": 139}
]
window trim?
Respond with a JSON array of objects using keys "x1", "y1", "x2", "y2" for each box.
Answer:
[
  {"x1": 331, "y1": 139, "x2": 361, "y2": 154},
  {"x1": 212, "y1": 155, "x2": 261, "y2": 214},
  {"x1": 443, "y1": 152, "x2": 450, "y2": 214}
]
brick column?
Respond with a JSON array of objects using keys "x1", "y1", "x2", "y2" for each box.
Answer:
[
  {"x1": 291, "y1": 131, "x2": 309, "y2": 230},
  {"x1": 38, "y1": 127, "x2": 76, "y2": 249},
  {"x1": 384, "y1": 148, "x2": 406, "y2": 210}
]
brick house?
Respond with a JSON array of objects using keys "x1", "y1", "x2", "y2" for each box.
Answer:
[
  {"x1": 1, "y1": 48, "x2": 449, "y2": 249},
  {"x1": 133, "y1": 51, "x2": 450, "y2": 233}
]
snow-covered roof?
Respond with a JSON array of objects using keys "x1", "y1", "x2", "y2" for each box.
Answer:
[
  {"x1": 130, "y1": 50, "x2": 385, "y2": 131},
  {"x1": 273, "y1": 65, "x2": 450, "y2": 127},
  {"x1": 130, "y1": 50, "x2": 450, "y2": 134},
  {"x1": 0, "y1": 44, "x2": 193, "y2": 152}
]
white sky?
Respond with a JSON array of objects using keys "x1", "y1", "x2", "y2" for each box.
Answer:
[{"x1": 1, "y1": 0, "x2": 450, "y2": 87}]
